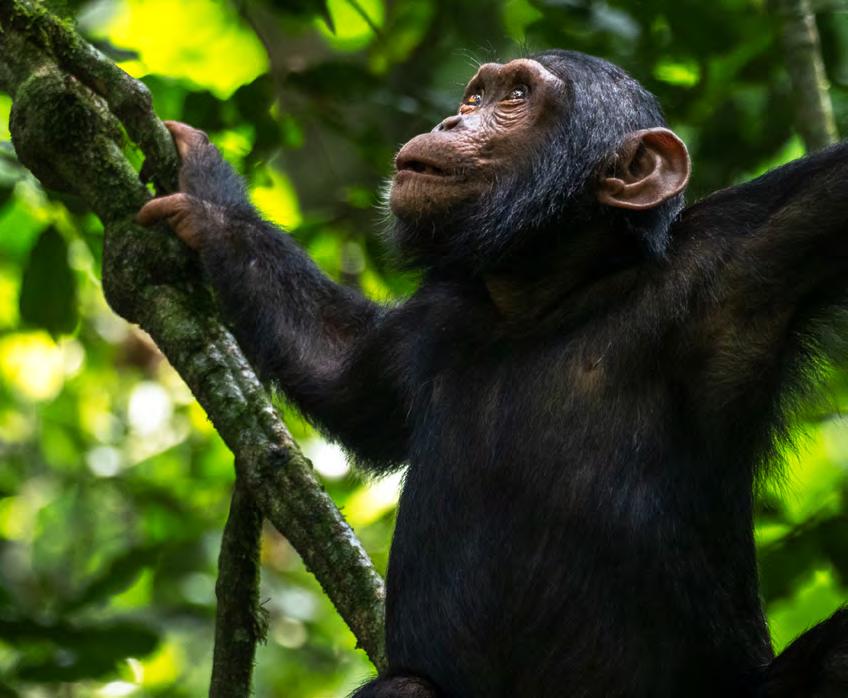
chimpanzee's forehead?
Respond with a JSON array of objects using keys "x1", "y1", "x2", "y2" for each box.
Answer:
[{"x1": 465, "y1": 58, "x2": 564, "y2": 88}]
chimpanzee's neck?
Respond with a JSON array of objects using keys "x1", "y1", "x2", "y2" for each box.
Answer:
[{"x1": 483, "y1": 222, "x2": 644, "y2": 323}]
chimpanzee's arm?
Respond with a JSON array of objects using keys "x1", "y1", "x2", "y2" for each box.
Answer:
[
  {"x1": 672, "y1": 141, "x2": 848, "y2": 419},
  {"x1": 202, "y1": 216, "x2": 413, "y2": 469},
  {"x1": 138, "y1": 122, "x2": 411, "y2": 470},
  {"x1": 675, "y1": 142, "x2": 848, "y2": 311}
]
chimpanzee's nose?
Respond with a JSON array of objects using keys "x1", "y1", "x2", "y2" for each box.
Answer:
[{"x1": 432, "y1": 115, "x2": 463, "y2": 133}]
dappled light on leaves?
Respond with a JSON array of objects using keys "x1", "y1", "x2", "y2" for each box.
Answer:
[
  {"x1": 653, "y1": 58, "x2": 702, "y2": 87},
  {"x1": 769, "y1": 568, "x2": 844, "y2": 652},
  {"x1": 0, "y1": 332, "x2": 67, "y2": 401},
  {"x1": 318, "y1": 0, "x2": 385, "y2": 51},
  {"x1": 346, "y1": 472, "x2": 403, "y2": 527},
  {"x1": 95, "y1": 0, "x2": 268, "y2": 98},
  {"x1": 249, "y1": 168, "x2": 302, "y2": 228},
  {"x1": 136, "y1": 641, "x2": 184, "y2": 689},
  {"x1": 305, "y1": 439, "x2": 351, "y2": 479},
  {"x1": 0, "y1": 95, "x2": 10, "y2": 141}
]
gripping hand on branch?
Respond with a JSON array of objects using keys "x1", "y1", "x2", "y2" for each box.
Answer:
[{"x1": 136, "y1": 121, "x2": 251, "y2": 249}]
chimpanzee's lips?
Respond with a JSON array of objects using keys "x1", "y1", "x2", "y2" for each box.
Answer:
[{"x1": 395, "y1": 155, "x2": 451, "y2": 177}]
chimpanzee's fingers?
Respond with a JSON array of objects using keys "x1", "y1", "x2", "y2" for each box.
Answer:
[
  {"x1": 159, "y1": 121, "x2": 242, "y2": 209},
  {"x1": 163, "y1": 120, "x2": 210, "y2": 160},
  {"x1": 136, "y1": 192, "x2": 194, "y2": 227}
]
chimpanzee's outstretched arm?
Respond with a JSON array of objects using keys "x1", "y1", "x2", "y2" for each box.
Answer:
[
  {"x1": 673, "y1": 141, "x2": 848, "y2": 417},
  {"x1": 676, "y1": 141, "x2": 848, "y2": 310},
  {"x1": 138, "y1": 122, "x2": 411, "y2": 470}
]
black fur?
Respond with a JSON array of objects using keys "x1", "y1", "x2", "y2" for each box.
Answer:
[{"x1": 179, "y1": 50, "x2": 848, "y2": 697}]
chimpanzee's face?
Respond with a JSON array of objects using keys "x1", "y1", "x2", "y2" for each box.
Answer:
[{"x1": 389, "y1": 59, "x2": 565, "y2": 221}]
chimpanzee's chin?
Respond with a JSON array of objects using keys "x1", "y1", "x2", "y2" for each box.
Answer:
[{"x1": 389, "y1": 216, "x2": 442, "y2": 270}]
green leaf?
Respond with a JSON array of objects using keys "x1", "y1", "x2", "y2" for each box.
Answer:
[
  {"x1": 18, "y1": 227, "x2": 78, "y2": 338},
  {"x1": 62, "y1": 546, "x2": 163, "y2": 612},
  {"x1": 1, "y1": 617, "x2": 159, "y2": 682}
]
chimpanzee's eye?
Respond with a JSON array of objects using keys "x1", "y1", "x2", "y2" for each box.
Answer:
[
  {"x1": 463, "y1": 93, "x2": 483, "y2": 107},
  {"x1": 508, "y1": 85, "x2": 528, "y2": 100}
]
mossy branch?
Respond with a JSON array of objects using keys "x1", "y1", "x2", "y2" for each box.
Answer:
[
  {"x1": 0, "y1": 0, "x2": 387, "y2": 675},
  {"x1": 211, "y1": 477, "x2": 267, "y2": 698}
]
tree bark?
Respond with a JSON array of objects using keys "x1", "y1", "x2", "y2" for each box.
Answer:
[
  {"x1": 0, "y1": 0, "x2": 387, "y2": 675},
  {"x1": 771, "y1": 0, "x2": 839, "y2": 151},
  {"x1": 211, "y1": 477, "x2": 267, "y2": 698}
]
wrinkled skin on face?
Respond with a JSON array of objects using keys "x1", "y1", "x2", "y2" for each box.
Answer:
[{"x1": 389, "y1": 59, "x2": 566, "y2": 221}]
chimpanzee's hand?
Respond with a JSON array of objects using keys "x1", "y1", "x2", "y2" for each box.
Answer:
[{"x1": 136, "y1": 121, "x2": 249, "y2": 250}]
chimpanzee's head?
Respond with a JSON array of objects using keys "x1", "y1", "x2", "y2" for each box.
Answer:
[{"x1": 388, "y1": 50, "x2": 691, "y2": 273}]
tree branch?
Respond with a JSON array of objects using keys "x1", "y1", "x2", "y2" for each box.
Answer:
[
  {"x1": 211, "y1": 477, "x2": 267, "y2": 698},
  {"x1": 0, "y1": 0, "x2": 178, "y2": 191},
  {"x1": 0, "y1": 0, "x2": 387, "y2": 672},
  {"x1": 770, "y1": 0, "x2": 839, "y2": 151}
]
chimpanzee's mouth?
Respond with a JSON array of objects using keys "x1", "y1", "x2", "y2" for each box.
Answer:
[{"x1": 396, "y1": 157, "x2": 450, "y2": 178}]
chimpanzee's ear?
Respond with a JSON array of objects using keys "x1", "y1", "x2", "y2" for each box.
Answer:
[{"x1": 596, "y1": 128, "x2": 691, "y2": 210}]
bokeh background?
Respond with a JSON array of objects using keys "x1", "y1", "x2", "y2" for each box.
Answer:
[{"x1": 1, "y1": 0, "x2": 848, "y2": 695}]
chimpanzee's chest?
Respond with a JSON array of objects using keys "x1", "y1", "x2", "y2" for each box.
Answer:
[
  {"x1": 388, "y1": 328, "x2": 729, "y2": 692},
  {"x1": 406, "y1": 326, "x2": 679, "y2": 489},
  {"x1": 397, "y1": 324, "x2": 698, "y2": 606},
  {"x1": 387, "y1": 318, "x2": 767, "y2": 696}
]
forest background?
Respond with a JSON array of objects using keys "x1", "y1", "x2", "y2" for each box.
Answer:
[{"x1": 1, "y1": 0, "x2": 848, "y2": 696}]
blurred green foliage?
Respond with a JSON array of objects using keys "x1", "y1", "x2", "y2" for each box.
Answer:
[{"x1": 0, "y1": 0, "x2": 848, "y2": 695}]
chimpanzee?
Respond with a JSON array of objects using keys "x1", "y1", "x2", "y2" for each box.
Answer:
[{"x1": 137, "y1": 50, "x2": 848, "y2": 697}]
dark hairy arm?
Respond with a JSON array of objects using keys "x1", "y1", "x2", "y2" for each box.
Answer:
[
  {"x1": 677, "y1": 142, "x2": 848, "y2": 311},
  {"x1": 138, "y1": 122, "x2": 411, "y2": 470},
  {"x1": 671, "y1": 142, "x2": 848, "y2": 422}
]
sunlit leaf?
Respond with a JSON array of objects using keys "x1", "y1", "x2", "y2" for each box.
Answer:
[
  {"x1": 138, "y1": 640, "x2": 184, "y2": 688},
  {"x1": 95, "y1": 0, "x2": 268, "y2": 98},
  {"x1": 653, "y1": 59, "x2": 701, "y2": 87},
  {"x1": 0, "y1": 332, "x2": 66, "y2": 401},
  {"x1": 0, "y1": 95, "x2": 10, "y2": 142},
  {"x1": 250, "y1": 169, "x2": 302, "y2": 229},
  {"x1": 767, "y1": 568, "x2": 845, "y2": 652},
  {"x1": 317, "y1": 0, "x2": 384, "y2": 51},
  {"x1": 344, "y1": 472, "x2": 402, "y2": 526}
]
